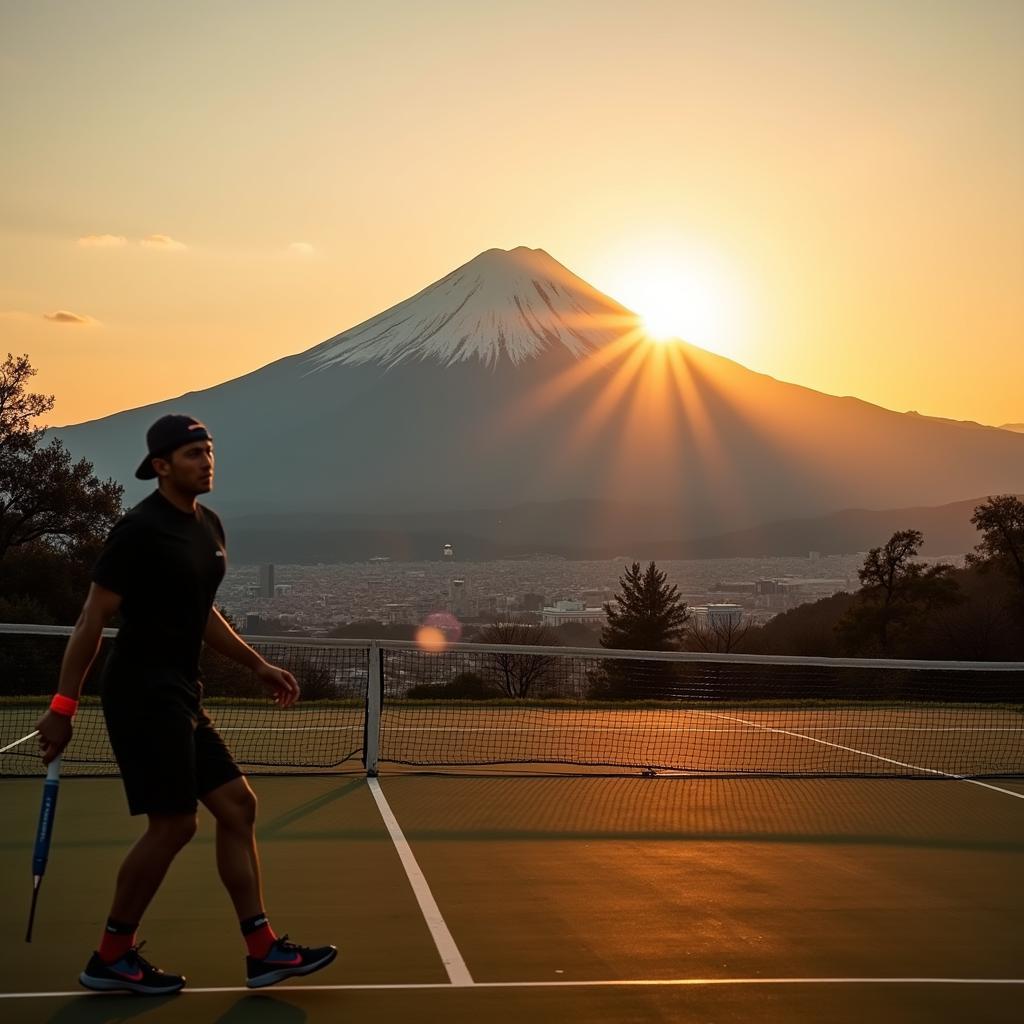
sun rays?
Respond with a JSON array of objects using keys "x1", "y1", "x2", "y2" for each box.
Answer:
[{"x1": 479, "y1": 311, "x2": 762, "y2": 540}]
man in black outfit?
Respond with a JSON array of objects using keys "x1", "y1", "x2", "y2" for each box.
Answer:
[{"x1": 35, "y1": 415, "x2": 336, "y2": 994}]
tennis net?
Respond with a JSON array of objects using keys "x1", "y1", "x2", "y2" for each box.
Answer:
[
  {"x1": 0, "y1": 630, "x2": 369, "y2": 777},
  {"x1": 1, "y1": 627, "x2": 1022, "y2": 778}
]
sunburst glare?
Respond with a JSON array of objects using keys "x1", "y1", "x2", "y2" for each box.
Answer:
[{"x1": 602, "y1": 248, "x2": 746, "y2": 357}]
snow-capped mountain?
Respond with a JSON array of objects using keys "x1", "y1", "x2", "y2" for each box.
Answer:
[
  {"x1": 53, "y1": 246, "x2": 1024, "y2": 554},
  {"x1": 306, "y1": 246, "x2": 634, "y2": 369}
]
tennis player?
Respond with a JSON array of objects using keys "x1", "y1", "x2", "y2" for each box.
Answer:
[{"x1": 34, "y1": 415, "x2": 337, "y2": 995}]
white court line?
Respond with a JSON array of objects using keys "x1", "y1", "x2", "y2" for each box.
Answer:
[
  {"x1": 367, "y1": 777, "x2": 474, "y2": 986},
  {"x1": 372, "y1": 725, "x2": 1022, "y2": 733},
  {"x1": 701, "y1": 711, "x2": 1024, "y2": 801},
  {"x1": 2, "y1": 977, "x2": 1022, "y2": 998},
  {"x1": 218, "y1": 726, "x2": 362, "y2": 732}
]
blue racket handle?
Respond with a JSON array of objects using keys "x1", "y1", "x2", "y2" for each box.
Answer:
[{"x1": 32, "y1": 758, "x2": 61, "y2": 878}]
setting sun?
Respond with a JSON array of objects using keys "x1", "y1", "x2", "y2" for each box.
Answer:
[{"x1": 600, "y1": 248, "x2": 746, "y2": 359}]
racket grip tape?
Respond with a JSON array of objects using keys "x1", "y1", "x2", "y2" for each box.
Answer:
[{"x1": 32, "y1": 759, "x2": 61, "y2": 877}]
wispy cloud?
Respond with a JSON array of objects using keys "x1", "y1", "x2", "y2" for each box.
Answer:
[
  {"x1": 44, "y1": 310, "x2": 97, "y2": 325},
  {"x1": 287, "y1": 241, "x2": 315, "y2": 256},
  {"x1": 78, "y1": 234, "x2": 128, "y2": 248},
  {"x1": 140, "y1": 234, "x2": 187, "y2": 250}
]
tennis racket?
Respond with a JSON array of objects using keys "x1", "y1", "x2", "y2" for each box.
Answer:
[
  {"x1": 25, "y1": 756, "x2": 61, "y2": 943},
  {"x1": 0, "y1": 729, "x2": 39, "y2": 755}
]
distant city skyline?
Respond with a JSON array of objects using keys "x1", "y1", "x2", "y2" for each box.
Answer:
[
  {"x1": 1, "y1": 1, "x2": 1022, "y2": 428},
  {"x1": 218, "y1": 552, "x2": 911, "y2": 634}
]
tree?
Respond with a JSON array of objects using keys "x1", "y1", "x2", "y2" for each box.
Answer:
[
  {"x1": 968, "y1": 495, "x2": 1024, "y2": 613},
  {"x1": 837, "y1": 530, "x2": 960, "y2": 656},
  {"x1": 685, "y1": 615, "x2": 750, "y2": 654},
  {"x1": 328, "y1": 620, "x2": 418, "y2": 641},
  {"x1": 740, "y1": 592, "x2": 855, "y2": 657},
  {"x1": 601, "y1": 561, "x2": 689, "y2": 651},
  {"x1": 406, "y1": 672, "x2": 498, "y2": 700},
  {"x1": 597, "y1": 562, "x2": 690, "y2": 699},
  {"x1": 0, "y1": 353, "x2": 122, "y2": 563},
  {"x1": 476, "y1": 618, "x2": 561, "y2": 698},
  {"x1": 552, "y1": 620, "x2": 602, "y2": 648}
]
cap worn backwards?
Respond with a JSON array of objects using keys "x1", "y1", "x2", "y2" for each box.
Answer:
[{"x1": 135, "y1": 415, "x2": 213, "y2": 480}]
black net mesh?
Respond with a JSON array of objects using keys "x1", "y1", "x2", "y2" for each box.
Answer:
[
  {"x1": 0, "y1": 634, "x2": 367, "y2": 777},
  {"x1": 378, "y1": 647, "x2": 1024, "y2": 777},
  {"x1": 1, "y1": 632, "x2": 1021, "y2": 779}
]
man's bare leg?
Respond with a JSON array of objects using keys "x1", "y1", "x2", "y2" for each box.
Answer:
[
  {"x1": 200, "y1": 774, "x2": 337, "y2": 987},
  {"x1": 201, "y1": 776, "x2": 263, "y2": 920},
  {"x1": 80, "y1": 813, "x2": 195, "y2": 993},
  {"x1": 108, "y1": 812, "x2": 198, "y2": 925}
]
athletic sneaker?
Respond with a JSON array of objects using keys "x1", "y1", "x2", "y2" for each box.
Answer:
[
  {"x1": 245, "y1": 935, "x2": 337, "y2": 989},
  {"x1": 79, "y1": 942, "x2": 186, "y2": 995}
]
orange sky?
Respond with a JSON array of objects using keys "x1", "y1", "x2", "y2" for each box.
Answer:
[{"x1": 1, "y1": 1, "x2": 1022, "y2": 428}]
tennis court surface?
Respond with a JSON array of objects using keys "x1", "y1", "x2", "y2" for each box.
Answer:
[{"x1": 1, "y1": 633, "x2": 1022, "y2": 1021}]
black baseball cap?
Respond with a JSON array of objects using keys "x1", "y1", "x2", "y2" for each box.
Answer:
[{"x1": 135, "y1": 414, "x2": 213, "y2": 480}]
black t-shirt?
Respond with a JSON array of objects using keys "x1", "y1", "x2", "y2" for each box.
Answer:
[{"x1": 92, "y1": 490, "x2": 227, "y2": 677}]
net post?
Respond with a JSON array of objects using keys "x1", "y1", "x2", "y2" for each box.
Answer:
[{"x1": 364, "y1": 642, "x2": 382, "y2": 777}]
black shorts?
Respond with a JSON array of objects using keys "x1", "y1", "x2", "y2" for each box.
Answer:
[{"x1": 101, "y1": 658, "x2": 242, "y2": 816}]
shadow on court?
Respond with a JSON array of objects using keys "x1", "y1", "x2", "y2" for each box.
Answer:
[
  {"x1": 1, "y1": 773, "x2": 1022, "y2": 1023},
  {"x1": 31, "y1": 993, "x2": 309, "y2": 1024}
]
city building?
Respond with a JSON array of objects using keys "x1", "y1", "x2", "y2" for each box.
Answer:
[
  {"x1": 754, "y1": 577, "x2": 849, "y2": 611},
  {"x1": 541, "y1": 599, "x2": 607, "y2": 627},
  {"x1": 258, "y1": 563, "x2": 275, "y2": 599},
  {"x1": 691, "y1": 603, "x2": 744, "y2": 629},
  {"x1": 449, "y1": 578, "x2": 470, "y2": 617},
  {"x1": 383, "y1": 603, "x2": 413, "y2": 624}
]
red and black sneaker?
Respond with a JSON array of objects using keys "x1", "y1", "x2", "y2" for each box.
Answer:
[
  {"x1": 245, "y1": 935, "x2": 337, "y2": 989},
  {"x1": 79, "y1": 941, "x2": 185, "y2": 995}
]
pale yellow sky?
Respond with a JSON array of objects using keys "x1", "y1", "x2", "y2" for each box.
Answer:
[{"x1": 1, "y1": 0, "x2": 1022, "y2": 427}]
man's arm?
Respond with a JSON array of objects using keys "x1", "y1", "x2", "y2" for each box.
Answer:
[
  {"x1": 204, "y1": 607, "x2": 300, "y2": 707},
  {"x1": 35, "y1": 583, "x2": 122, "y2": 763}
]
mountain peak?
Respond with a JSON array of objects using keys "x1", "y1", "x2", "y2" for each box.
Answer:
[{"x1": 304, "y1": 246, "x2": 637, "y2": 371}]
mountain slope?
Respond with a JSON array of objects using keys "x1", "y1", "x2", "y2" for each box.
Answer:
[
  {"x1": 53, "y1": 246, "x2": 1024, "y2": 543},
  {"x1": 222, "y1": 495, "x2": 1011, "y2": 563}
]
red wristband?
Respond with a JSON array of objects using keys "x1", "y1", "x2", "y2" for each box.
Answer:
[{"x1": 50, "y1": 694, "x2": 78, "y2": 718}]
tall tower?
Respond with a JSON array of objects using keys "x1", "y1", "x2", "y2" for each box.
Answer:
[
  {"x1": 258, "y1": 564, "x2": 275, "y2": 599},
  {"x1": 448, "y1": 577, "x2": 469, "y2": 617}
]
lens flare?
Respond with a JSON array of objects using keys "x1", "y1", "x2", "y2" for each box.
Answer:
[
  {"x1": 416, "y1": 612, "x2": 462, "y2": 652},
  {"x1": 415, "y1": 626, "x2": 447, "y2": 652}
]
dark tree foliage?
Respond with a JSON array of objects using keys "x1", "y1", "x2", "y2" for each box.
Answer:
[
  {"x1": 406, "y1": 672, "x2": 498, "y2": 700},
  {"x1": 596, "y1": 562, "x2": 690, "y2": 698},
  {"x1": 836, "y1": 530, "x2": 960, "y2": 657},
  {"x1": 477, "y1": 618, "x2": 561, "y2": 697},
  {"x1": 0, "y1": 539, "x2": 106, "y2": 625},
  {"x1": 0, "y1": 355, "x2": 122, "y2": 623},
  {"x1": 685, "y1": 617, "x2": 750, "y2": 654},
  {"x1": 200, "y1": 649, "x2": 339, "y2": 700},
  {"x1": 327, "y1": 620, "x2": 419, "y2": 641},
  {"x1": 743, "y1": 566, "x2": 1023, "y2": 662},
  {"x1": 740, "y1": 592, "x2": 856, "y2": 657},
  {"x1": 0, "y1": 631, "x2": 112, "y2": 696},
  {"x1": 551, "y1": 620, "x2": 602, "y2": 648},
  {"x1": 911, "y1": 565, "x2": 1024, "y2": 661},
  {"x1": 968, "y1": 495, "x2": 1024, "y2": 614},
  {"x1": 601, "y1": 562, "x2": 689, "y2": 651},
  {"x1": 0, "y1": 354, "x2": 122, "y2": 564}
]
